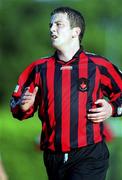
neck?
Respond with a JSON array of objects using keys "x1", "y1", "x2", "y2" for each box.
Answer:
[{"x1": 57, "y1": 42, "x2": 80, "y2": 62}]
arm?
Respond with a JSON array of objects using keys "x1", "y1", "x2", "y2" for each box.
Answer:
[
  {"x1": 88, "y1": 61, "x2": 122, "y2": 122},
  {"x1": 10, "y1": 62, "x2": 40, "y2": 120}
]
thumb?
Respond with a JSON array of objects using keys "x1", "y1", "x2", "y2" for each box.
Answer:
[
  {"x1": 33, "y1": 86, "x2": 38, "y2": 95},
  {"x1": 95, "y1": 99, "x2": 104, "y2": 106}
]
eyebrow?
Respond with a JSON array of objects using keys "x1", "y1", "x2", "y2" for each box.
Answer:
[{"x1": 49, "y1": 20, "x2": 63, "y2": 26}]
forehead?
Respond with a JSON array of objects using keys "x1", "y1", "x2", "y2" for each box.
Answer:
[{"x1": 50, "y1": 13, "x2": 69, "y2": 23}]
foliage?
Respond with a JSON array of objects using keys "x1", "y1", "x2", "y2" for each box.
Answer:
[
  {"x1": 0, "y1": 107, "x2": 122, "y2": 180},
  {"x1": 0, "y1": 106, "x2": 47, "y2": 180},
  {"x1": 0, "y1": 0, "x2": 122, "y2": 103}
]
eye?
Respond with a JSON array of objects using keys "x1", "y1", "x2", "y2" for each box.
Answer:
[{"x1": 57, "y1": 23, "x2": 64, "y2": 27}]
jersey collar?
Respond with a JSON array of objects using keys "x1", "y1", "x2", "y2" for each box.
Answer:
[{"x1": 54, "y1": 46, "x2": 84, "y2": 65}]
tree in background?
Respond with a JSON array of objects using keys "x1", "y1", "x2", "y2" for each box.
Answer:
[{"x1": 0, "y1": 0, "x2": 122, "y2": 103}]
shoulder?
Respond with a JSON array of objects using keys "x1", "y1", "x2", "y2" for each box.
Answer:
[
  {"x1": 84, "y1": 51, "x2": 122, "y2": 76},
  {"x1": 19, "y1": 55, "x2": 54, "y2": 76},
  {"x1": 24, "y1": 55, "x2": 54, "y2": 70},
  {"x1": 32, "y1": 55, "x2": 54, "y2": 66},
  {"x1": 84, "y1": 51, "x2": 112, "y2": 67}
]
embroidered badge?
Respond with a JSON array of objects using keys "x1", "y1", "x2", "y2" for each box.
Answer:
[{"x1": 78, "y1": 78, "x2": 88, "y2": 92}]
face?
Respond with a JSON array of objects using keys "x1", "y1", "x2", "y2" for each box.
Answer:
[{"x1": 50, "y1": 13, "x2": 74, "y2": 49}]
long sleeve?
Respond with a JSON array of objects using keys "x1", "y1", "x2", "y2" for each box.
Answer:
[
  {"x1": 10, "y1": 62, "x2": 41, "y2": 120},
  {"x1": 100, "y1": 61, "x2": 122, "y2": 117}
]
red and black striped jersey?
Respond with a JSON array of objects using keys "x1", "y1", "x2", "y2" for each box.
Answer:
[{"x1": 10, "y1": 49, "x2": 122, "y2": 152}]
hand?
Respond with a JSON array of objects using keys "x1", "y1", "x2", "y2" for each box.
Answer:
[
  {"x1": 87, "y1": 99, "x2": 112, "y2": 123},
  {"x1": 20, "y1": 86, "x2": 38, "y2": 112}
]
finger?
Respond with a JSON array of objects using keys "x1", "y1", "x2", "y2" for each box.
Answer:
[
  {"x1": 22, "y1": 96, "x2": 33, "y2": 101},
  {"x1": 21, "y1": 100, "x2": 27, "y2": 105},
  {"x1": 88, "y1": 112, "x2": 106, "y2": 121},
  {"x1": 91, "y1": 119, "x2": 105, "y2": 123},
  {"x1": 22, "y1": 87, "x2": 31, "y2": 97},
  {"x1": 24, "y1": 91, "x2": 32, "y2": 96},
  {"x1": 21, "y1": 99, "x2": 32, "y2": 105},
  {"x1": 95, "y1": 99, "x2": 105, "y2": 106},
  {"x1": 23, "y1": 87, "x2": 30, "y2": 93},
  {"x1": 88, "y1": 116, "x2": 105, "y2": 120},
  {"x1": 88, "y1": 111, "x2": 105, "y2": 118},
  {"x1": 33, "y1": 86, "x2": 38, "y2": 95},
  {"x1": 89, "y1": 107, "x2": 103, "y2": 113},
  {"x1": 91, "y1": 116, "x2": 106, "y2": 122}
]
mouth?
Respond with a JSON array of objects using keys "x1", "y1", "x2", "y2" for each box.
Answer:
[{"x1": 51, "y1": 34, "x2": 58, "y2": 40}]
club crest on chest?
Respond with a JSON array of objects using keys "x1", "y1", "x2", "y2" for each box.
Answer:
[{"x1": 78, "y1": 78, "x2": 88, "y2": 92}]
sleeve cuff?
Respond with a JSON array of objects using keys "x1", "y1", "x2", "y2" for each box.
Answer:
[{"x1": 109, "y1": 102, "x2": 122, "y2": 117}]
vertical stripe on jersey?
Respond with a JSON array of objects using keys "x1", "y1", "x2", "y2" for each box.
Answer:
[
  {"x1": 39, "y1": 63, "x2": 51, "y2": 147},
  {"x1": 96, "y1": 79, "x2": 104, "y2": 140},
  {"x1": 91, "y1": 66, "x2": 102, "y2": 143},
  {"x1": 78, "y1": 54, "x2": 88, "y2": 147},
  {"x1": 61, "y1": 69, "x2": 71, "y2": 151},
  {"x1": 70, "y1": 65, "x2": 78, "y2": 148},
  {"x1": 86, "y1": 59, "x2": 95, "y2": 144},
  {"x1": 22, "y1": 68, "x2": 36, "y2": 93},
  {"x1": 46, "y1": 60, "x2": 55, "y2": 151},
  {"x1": 54, "y1": 64, "x2": 62, "y2": 151}
]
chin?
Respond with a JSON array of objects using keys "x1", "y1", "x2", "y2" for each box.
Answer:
[{"x1": 52, "y1": 43, "x2": 61, "y2": 50}]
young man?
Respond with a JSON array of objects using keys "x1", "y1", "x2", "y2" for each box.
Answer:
[{"x1": 10, "y1": 7, "x2": 122, "y2": 180}]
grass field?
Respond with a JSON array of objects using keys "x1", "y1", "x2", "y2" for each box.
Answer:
[{"x1": 0, "y1": 105, "x2": 122, "y2": 180}]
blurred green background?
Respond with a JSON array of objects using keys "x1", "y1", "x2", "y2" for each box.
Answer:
[{"x1": 0, "y1": 0, "x2": 122, "y2": 180}]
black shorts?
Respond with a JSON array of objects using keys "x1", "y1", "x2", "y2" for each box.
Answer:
[{"x1": 43, "y1": 141, "x2": 109, "y2": 180}]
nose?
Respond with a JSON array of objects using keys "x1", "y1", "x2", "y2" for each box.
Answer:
[{"x1": 50, "y1": 23, "x2": 56, "y2": 33}]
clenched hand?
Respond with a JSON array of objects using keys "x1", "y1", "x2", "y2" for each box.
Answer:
[
  {"x1": 87, "y1": 99, "x2": 112, "y2": 123},
  {"x1": 20, "y1": 86, "x2": 38, "y2": 112}
]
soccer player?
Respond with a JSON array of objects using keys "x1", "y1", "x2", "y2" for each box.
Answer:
[{"x1": 10, "y1": 7, "x2": 122, "y2": 180}]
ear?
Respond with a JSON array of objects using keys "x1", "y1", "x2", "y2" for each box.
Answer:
[{"x1": 72, "y1": 27, "x2": 81, "y2": 38}]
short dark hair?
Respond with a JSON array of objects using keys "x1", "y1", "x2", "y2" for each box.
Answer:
[{"x1": 51, "y1": 7, "x2": 85, "y2": 43}]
